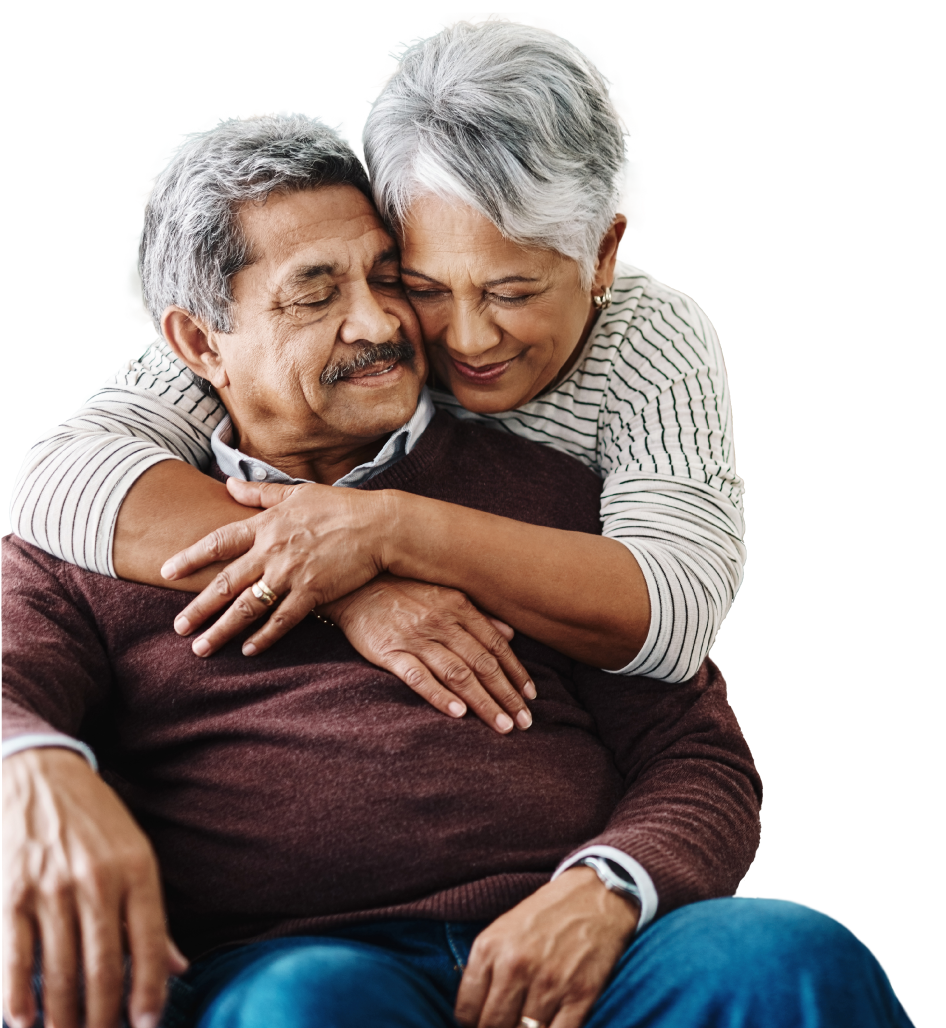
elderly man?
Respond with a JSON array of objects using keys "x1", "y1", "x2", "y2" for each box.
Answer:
[{"x1": 3, "y1": 116, "x2": 911, "y2": 1028}]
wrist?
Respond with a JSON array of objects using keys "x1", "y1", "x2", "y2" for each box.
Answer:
[
  {"x1": 559, "y1": 866, "x2": 640, "y2": 936},
  {"x1": 374, "y1": 489, "x2": 410, "y2": 575}
]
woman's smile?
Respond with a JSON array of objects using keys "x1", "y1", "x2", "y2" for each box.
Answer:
[{"x1": 448, "y1": 355, "x2": 516, "y2": 384}]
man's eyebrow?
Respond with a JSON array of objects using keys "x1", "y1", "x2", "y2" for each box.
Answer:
[
  {"x1": 400, "y1": 267, "x2": 541, "y2": 288},
  {"x1": 371, "y1": 247, "x2": 400, "y2": 269},
  {"x1": 287, "y1": 262, "x2": 338, "y2": 286}
]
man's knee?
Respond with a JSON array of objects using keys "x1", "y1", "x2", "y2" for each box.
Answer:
[
  {"x1": 591, "y1": 898, "x2": 909, "y2": 1027},
  {"x1": 195, "y1": 937, "x2": 448, "y2": 1028},
  {"x1": 657, "y1": 897, "x2": 863, "y2": 982}
]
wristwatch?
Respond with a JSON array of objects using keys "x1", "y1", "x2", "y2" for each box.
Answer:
[{"x1": 577, "y1": 855, "x2": 642, "y2": 905}]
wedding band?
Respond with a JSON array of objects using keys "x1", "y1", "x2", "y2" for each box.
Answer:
[
  {"x1": 251, "y1": 579, "x2": 278, "y2": 606},
  {"x1": 519, "y1": 1018, "x2": 544, "y2": 1028}
]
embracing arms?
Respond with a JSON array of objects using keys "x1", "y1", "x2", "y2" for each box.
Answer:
[
  {"x1": 3, "y1": 530, "x2": 760, "y2": 1028},
  {"x1": 133, "y1": 472, "x2": 650, "y2": 670}
]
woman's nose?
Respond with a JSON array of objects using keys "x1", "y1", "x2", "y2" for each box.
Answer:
[{"x1": 445, "y1": 306, "x2": 503, "y2": 359}]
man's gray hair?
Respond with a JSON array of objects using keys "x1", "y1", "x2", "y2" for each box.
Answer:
[
  {"x1": 364, "y1": 21, "x2": 626, "y2": 287},
  {"x1": 140, "y1": 114, "x2": 372, "y2": 332}
]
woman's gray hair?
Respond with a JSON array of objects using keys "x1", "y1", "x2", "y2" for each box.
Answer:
[
  {"x1": 140, "y1": 114, "x2": 371, "y2": 332},
  {"x1": 364, "y1": 21, "x2": 626, "y2": 287}
]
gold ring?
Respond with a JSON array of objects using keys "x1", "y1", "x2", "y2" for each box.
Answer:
[
  {"x1": 251, "y1": 579, "x2": 278, "y2": 606},
  {"x1": 519, "y1": 1019, "x2": 544, "y2": 1028}
]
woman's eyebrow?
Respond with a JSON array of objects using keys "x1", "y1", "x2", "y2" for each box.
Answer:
[
  {"x1": 400, "y1": 268, "x2": 541, "y2": 288},
  {"x1": 482, "y1": 275, "x2": 541, "y2": 287},
  {"x1": 400, "y1": 267, "x2": 442, "y2": 283}
]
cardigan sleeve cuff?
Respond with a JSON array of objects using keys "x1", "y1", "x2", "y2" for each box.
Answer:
[
  {"x1": 1, "y1": 733, "x2": 98, "y2": 772},
  {"x1": 552, "y1": 844, "x2": 659, "y2": 931}
]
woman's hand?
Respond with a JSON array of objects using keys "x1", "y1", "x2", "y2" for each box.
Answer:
[
  {"x1": 455, "y1": 867, "x2": 639, "y2": 1028},
  {"x1": 163, "y1": 479, "x2": 394, "y2": 656},
  {"x1": 324, "y1": 574, "x2": 536, "y2": 734}
]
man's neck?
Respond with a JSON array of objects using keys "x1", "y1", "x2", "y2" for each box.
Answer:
[{"x1": 239, "y1": 435, "x2": 389, "y2": 485}]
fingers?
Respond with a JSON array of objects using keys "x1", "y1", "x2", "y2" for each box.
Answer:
[
  {"x1": 161, "y1": 519, "x2": 258, "y2": 582},
  {"x1": 455, "y1": 951, "x2": 492, "y2": 1028},
  {"x1": 463, "y1": 618, "x2": 536, "y2": 703},
  {"x1": 76, "y1": 895, "x2": 125, "y2": 1028},
  {"x1": 166, "y1": 938, "x2": 189, "y2": 977},
  {"x1": 381, "y1": 653, "x2": 469, "y2": 720},
  {"x1": 240, "y1": 595, "x2": 323, "y2": 656},
  {"x1": 37, "y1": 893, "x2": 81, "y2": 1028},
  {"x1": 226, "y1": 478, "x2": 302, "y2": 509},
  {"x1": 183, "y1": 586, "x2": 312, "y2": 659},
  {"x1": 124, "y1": 867, "x2": 178, "y2": 1028},
  {"x1": 173, "y1": 554, "x2": 265, "y2": 641},
  {"x1": 424, "y1": 640, "x2": 529, "y2": 733},
  {"x1": 488, "y1": 618, "x2": 515, "y2": 641},
  {"x1": 3, "y1": 910, "x2": 37, "y2": 1028}
]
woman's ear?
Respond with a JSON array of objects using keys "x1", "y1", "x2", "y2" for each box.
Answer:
[
  {"x1": 592, "y1": 214, "x2": 628, "y2": 291},
  {"x1": 161, "y1": 307, "x2": 229, "y2": 390}
]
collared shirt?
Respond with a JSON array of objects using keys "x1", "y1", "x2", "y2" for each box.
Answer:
[{"x1": 211, "y1": 388, "x2": 436, "y2": 487}]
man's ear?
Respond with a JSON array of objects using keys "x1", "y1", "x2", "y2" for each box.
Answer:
[
  {"x1": 161, "y1": 307, "x2": 230, "y2": 390},
  {"x1": 592, "y1": 214, "x2": 628, "y2": 293}
]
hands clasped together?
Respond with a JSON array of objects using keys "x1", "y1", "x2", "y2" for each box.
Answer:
[{"x1": 162, "y1": 477, "x2": 537, "y2": 735}]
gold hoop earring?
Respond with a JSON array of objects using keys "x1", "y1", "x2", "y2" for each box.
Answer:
[{"x1": 592, "y1": 286, "x2": 612, "y2": 311}]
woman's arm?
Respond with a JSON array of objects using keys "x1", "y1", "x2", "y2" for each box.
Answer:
[
  {"x1": 164, "y1": 480, "x2": 651, "y2": 670},
  {"x1": 10, "y1": 341, "x2": 225, "y2": 576}
]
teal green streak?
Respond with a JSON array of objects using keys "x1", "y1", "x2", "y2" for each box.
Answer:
[
  {"x1": 621, "y1": 77, "x2": 789, "y2": 251},
  {"x1": 748, "y1": 641, "x2": 941, "y2": 674}
]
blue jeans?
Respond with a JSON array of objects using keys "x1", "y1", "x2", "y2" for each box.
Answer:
[{"x1": 160, "y1": 898, "x2": 913, "y2": 1027}]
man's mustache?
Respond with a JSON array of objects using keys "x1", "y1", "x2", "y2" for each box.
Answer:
[{"x1": 320, "y1": 340, "x2": 416, "y2": 386}]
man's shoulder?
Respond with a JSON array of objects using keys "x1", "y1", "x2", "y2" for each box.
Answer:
[{"x1": 366, "y1": 411, "x2": 603, "y2": 534}]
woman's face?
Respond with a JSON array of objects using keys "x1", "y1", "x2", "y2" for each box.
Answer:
[{"x1": 399, "y1": 195, "x2": 619, "y2": 413}]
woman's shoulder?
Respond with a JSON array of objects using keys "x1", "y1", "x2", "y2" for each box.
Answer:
[{"x1": 594, "y1": 262, "x2": 723, "y2": 372}]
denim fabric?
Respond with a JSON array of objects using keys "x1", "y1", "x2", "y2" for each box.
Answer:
[{"x1": 157, "y1": 899, "x2": 914, "y2": 1028}]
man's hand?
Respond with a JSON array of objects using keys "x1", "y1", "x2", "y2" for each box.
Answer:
[
  {"x1": 162, "y1": 479, "x2": 392, "y2": 657},
  {"x1": 324, "y1": 574, "x2": 536, "y2": 734},
  {"x1": 2, "y1": 748, "x2": 187, "y2": 1028},
  {"x1": 455, "y1": 867, "x2": 639, "y2": 1028}
]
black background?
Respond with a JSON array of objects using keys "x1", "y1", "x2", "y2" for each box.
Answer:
[{"x1": 3, "y1": 36, "x2": 941, "y2": 476}]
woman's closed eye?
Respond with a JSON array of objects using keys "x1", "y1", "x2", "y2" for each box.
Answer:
[{"x1": 405, "y1": 288, "x2": 536, "y2": 307}]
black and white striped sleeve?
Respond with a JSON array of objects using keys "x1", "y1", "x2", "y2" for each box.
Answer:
[
  {"x1": 10, "y1": 341, "x2": 224, "y2": 577},
  {"x1": 598, "y1": 286, "x2": 746, "y2": 682}
]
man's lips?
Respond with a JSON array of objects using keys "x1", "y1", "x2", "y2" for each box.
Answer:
[
  {"x1": 449, "y1": 356, "x2": 515, "y2": 384},
  {"x1": 341, "y1": 360, "x2": 400, "y2": 381}
]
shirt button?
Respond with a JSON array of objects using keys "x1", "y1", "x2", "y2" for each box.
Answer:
[{"x1": 251, "y1": 466, "x2": 267, "y2": 481}]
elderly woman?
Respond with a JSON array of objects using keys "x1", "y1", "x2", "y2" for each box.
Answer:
[{"x1": 11, "y1": 22, "x2": 744, "y2": 732}]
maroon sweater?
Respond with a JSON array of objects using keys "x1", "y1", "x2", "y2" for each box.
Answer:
[{"x1": 3, "y1": 412, "x2": 762, "y2": 958}]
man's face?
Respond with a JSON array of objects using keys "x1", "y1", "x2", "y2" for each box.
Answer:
[{"x1": 209, "y1": 184, "x2": 426, "y2": 466}]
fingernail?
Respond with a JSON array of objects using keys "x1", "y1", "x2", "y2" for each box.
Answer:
[
  {"x1": 242, "y1": 642, "x2": 257, "y2": 656},
  {"x1": 174, "y1": 616, "x2": 191, "y2": 635},
  {"x1": 160, "y1": 560, "x2": 177, "y2": 579},
  {"x1": 192, "y1": 638, "x2": 211, "y2": 657},
  {"x1": 448, "y1": 701, "x2": 466, "y2": 717},
  {"x1": 495, "y1": 712, "x2": 514, "y2": 733},
  {"x1": 516, "y1": 709, "x2": 533, "y2": 730},
  {"x1": 134, "y1": 1014, "x2": 160, "y2": 1028},
  {"x1": 523, "y1": 680, "x2": 537, "y2": 700}
]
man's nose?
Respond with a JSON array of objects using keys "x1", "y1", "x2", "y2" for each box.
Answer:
[
  {"x1": 445, "y1": 304, "x2": 503, "y2": 360},
  {"x1": 340, "y1": 281, "x2": 401, "y2": 344}
]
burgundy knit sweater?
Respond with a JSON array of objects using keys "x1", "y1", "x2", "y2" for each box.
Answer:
[{"x1": 2, "y1": 411, "x2": 762, "y2": 959}]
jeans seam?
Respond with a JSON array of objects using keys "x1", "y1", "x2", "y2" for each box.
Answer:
[{"x1": 444, "y1": 922, "x2": 467, "y2": 972}]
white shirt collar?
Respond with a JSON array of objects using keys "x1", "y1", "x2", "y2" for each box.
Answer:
[{"x1": 211, "y1": 387, "x2": 436, "y2": 487}]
